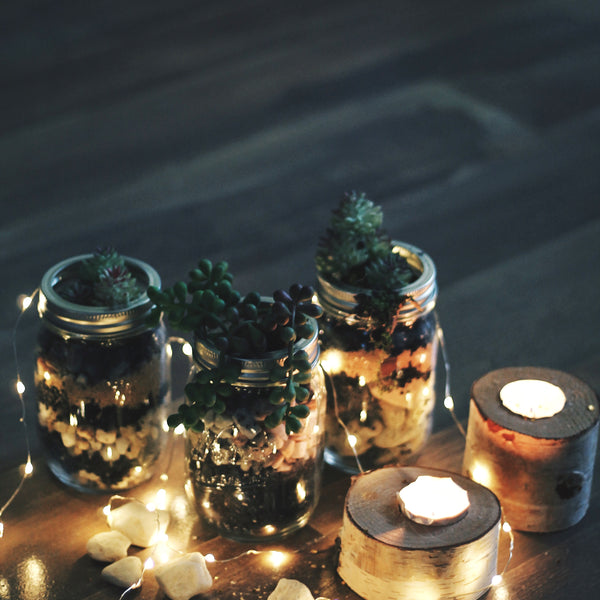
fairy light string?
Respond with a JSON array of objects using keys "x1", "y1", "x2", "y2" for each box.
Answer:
[
  {"x1": 0, "y1": 289, "x2": 38, "y2": 540},
  {"x1": 3, "y1": 295, "x2": 515, "y2": 599}
]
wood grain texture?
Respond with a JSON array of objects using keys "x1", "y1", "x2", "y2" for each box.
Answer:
[
  {"x1": 1, "y1": 0, "x2": 600, "y2": 598},
  {"x1": 337, "y1": 467, "x2": 501, "y2": 600}
]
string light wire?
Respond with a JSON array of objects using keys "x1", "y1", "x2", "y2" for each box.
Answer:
[
  {"x1": 3, "y1": 300, "x2": 513, "y2": 598},
  {"x1": 0, "y1": 289, "x2": 38, "y2": 539},
  {"x1": 435, "y1": 313, "x2": 466, "y2": 438}
]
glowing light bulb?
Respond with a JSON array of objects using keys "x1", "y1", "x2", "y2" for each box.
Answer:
[
  {"x1": 103, "y1": 505, "x2": 111, "y2": 517},
  {"x1": 19, "y1": 295, "x2": 33, "y2": 311},
  {"x1": 347, "y1": 434, "x2": 357, "y2": 448},
  {"x1": 444, "y1": 396, "x2": 454, "y2": 410},
  {"x1": 358, "y1": 375, "x2": 366, "y2": 387},
  {"x1": 24, "y1": 461, "x2": 33, "y2": 476},
  {"x1": 174, "y1": 424, "x2": 185, "y2": 436},
  {"x1": 321, "y1": 350, "x2": 343, "y2": 374},
  {"x1": 471, "y1": 463, "x2": 491, "y2": 487},
  {"x1": 502, "y1": 522, "x2": 512, "y2": 533},
  {"x1": 0, "y1": 522, "x2": 4, "y2": 538},
  {"x1": 296, "y1": 481, "x2": 306, "y2": 502},
  {"x1": 144, "y1": 558, "x2": 155, "y2": 570},
  {"x1": 267, "y1": 551, "x2": 286, "y2": 568},
  {"x1": 492, "y1": 575, "x2": 503, "y2": 586},
  {"x1": 205, "y1": 554, "x2": 215, "y2": 563},
  {"x1": 16, "y1": 381, "x2": 25, "y2": 395},
  {"x1": 182, "y1": 343, "x2": 193, "y2": 357},
  {"x1": 156, "y1": 488, "x2": 167, "y2": 510}
]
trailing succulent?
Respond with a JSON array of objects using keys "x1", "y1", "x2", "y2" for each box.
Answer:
[
  {"x1": 316, "y1": 192, "x2": 418, "y2": 347},
  {"x1": 56, "y1": 247, "x2": 142, "y2": 308},
  {"x1": 146, "y1": 260, "x2": 323, "y2": 434}
]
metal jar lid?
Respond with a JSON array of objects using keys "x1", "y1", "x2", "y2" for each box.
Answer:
[
  {"x1": 316, "y1": 241, "x2": 437, "y2": 324},
  {"x1": 37, "y1": 254, "x2": 161, "y2": 339},
  {"x1": 193, "y1": 316, "x2": 320, "y2": 387}
]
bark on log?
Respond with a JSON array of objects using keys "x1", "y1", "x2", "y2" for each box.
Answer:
[
  {"x1": 462, "y1": 366, "x2": 599, "y2": 532},
  {"x1": 337, "y1": 465, "x2": 501, "y2": 600}
]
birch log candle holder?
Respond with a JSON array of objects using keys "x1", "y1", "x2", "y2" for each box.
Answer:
[
  {"x1": 337, "y1": 466, "x2": 501, "y2": 600},
  {"x1": 462, "y1": 366, "x2": 599, "y2": 532}
]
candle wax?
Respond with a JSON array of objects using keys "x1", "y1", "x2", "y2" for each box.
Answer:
[{"x1": 499, "y1": 379, "x2": 566, "y2": 419}]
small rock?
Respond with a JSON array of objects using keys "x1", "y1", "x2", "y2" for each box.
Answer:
[
  {"x1": 267, "y1": 578, "x2": 315, "y2": 600},
  {"x1": 96, "y1": 429, "x2": 117, "y2": 444},
  {"x1": 154, "y1": 552, "x2": 212, "y2": 600},
  {"x1": 101, "y1": 556, "x2": 143, "y2": 588},
  {"x1": 86, "y1": 530, "x2": 131, "y2": 562},
  {"x1": 108, "y1": 501, "x2": 170, "y2": 547}
]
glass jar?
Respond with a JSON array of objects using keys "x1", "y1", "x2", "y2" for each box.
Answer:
[
  {"x1": 317, "y1": 242, "x2": 438, "y2": 473},
  {"x1": 35, "y1": 255, "x2": 169, "y2": 492},
  {"x1": 185, "y1": 321, "x2": 326, "y2": 542}
]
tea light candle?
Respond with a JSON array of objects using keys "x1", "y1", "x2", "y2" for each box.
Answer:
[
  {"x1": 463, "y1": 367, "x2": 599, "y2": 532},
  {"x1": 499, "y1": 379, "x2": 566, "y2": 419},
  {"x1": 338, "y1": 466, "x2": 501, "y2": 600},
  {"x1": 397, "y1": 475, "x2": 470, "y2": 526}
]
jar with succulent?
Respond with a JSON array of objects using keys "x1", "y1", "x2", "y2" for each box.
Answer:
[
  {"x1": 316, "y1": 192, "x2": 439, "y2": 473},
  {"x1": 147, "y1": 260, "x2": 326, "y2": 541},
  {"x1": 35, "y1": 248, "x2": 170, "y2": 492}
]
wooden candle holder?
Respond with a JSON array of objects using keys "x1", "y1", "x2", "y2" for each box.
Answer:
[
  {"x1": 337, "y1": 466, "x2": 501, "y2": 600},
  {"x1": 463, "y1": 366, "x2": 599, "y2": 532}
]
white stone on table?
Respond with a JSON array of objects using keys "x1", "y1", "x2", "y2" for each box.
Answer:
[
  {"x1": 154, "y1": 552, "x2": 213, "y2": 600},
  {"x1": 96, "y1": 429, "x2": 117, "y2": 444},
  {"x1": 108, "y1": 501, "x2": 170, "y2": 547},
  {"x1": 267, "y1": 578, "x2": 315, "y2": 600},
  {"x1": 101, "y1": 556, "x2": 143, "y2": 588},
  {"x1": 86, "y1": 530, "x2": 131, "y2": 562}
]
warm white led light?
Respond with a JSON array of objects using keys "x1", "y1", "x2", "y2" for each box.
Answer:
[
  {"x1": 19, "y1": 295, "x2": 33, "y2": 311},
  {"x1": 471, "y1": 463, "x2": 491, "y2": 488},
  {"x1": 267, "y1": 551, "x2": 286, "y2": 568}
]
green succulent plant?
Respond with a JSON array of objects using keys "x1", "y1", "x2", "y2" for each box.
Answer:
[
  {"x1": 147, "y1": 259, "x2": 323, "y2": 434},
  {"x1": 317, "y1": 192, "x2": 418, "y2": 348},
  {"x1": 56, "y1": 247, "x2": 142, "y2": 308}
]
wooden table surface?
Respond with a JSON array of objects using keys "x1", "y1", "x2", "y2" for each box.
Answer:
[{"x1": 1, "y1": 1, "x2": 600, "y2": 598}]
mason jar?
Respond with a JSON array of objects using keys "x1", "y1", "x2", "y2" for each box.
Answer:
[
  {"x1": 185, "y1": 321, "x2": 326, "y2": 542},
  {"x1": 317, "y1": 242, "x2": 438, "y2": 473},
  {"x1": 35, "y1": 255, "x2": 169, "y2": 492}
]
